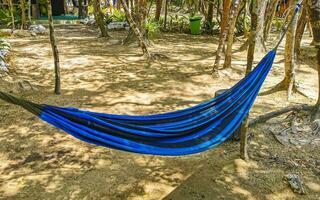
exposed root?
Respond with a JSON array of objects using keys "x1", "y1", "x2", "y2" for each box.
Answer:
[
  {"x1": 259, "y1": 80, "x2": 312, "y2": 100},
  {"x1": 259, "y1": 80, "x2": 286, "y2": 96}
]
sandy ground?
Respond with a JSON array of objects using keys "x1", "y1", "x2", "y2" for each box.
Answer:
[{"x1": 0, "y1": 25, "x2": 319, "y2": 199}]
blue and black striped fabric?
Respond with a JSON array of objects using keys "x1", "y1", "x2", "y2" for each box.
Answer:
[{"x1": 38, "y1": 50, "x2": 276, "y2": 156}]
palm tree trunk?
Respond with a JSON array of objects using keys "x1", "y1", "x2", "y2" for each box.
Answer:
[{"x1": 47, "y1": 0, "x2": 61, "y2": 95}]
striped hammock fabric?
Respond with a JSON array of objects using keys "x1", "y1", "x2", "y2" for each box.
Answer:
[{"x1": 0, "y1": 50, "x2": 276, "y2": 155}]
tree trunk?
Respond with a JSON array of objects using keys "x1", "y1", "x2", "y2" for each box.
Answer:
[
  {"x1": 164, "y1": 0, "x2": 168, "y2": 29},
  {"x1": 206, "y1": 0, "x2": 214, "y2": 30},
  {"x1": 79, "y1": 0, "x2": 83, "y2": 19},
  {"x1": 155, "y1": 0, "x2": 162, "y2": 21},
  {"x1": 295, "y1": 2, "x2": 308, "y2": 61},
  {"x1": 239, "y1": 0, "x2": 258, "y2": 161},
  {"x1": 120, "y1": 0, "x2": 152, "y2": 59},
  {"x1": 20, "y1": 0, "x2": 26, "y2": 29},
  {"x1": 285, "y1": 0, "x2": 299, "y2": 100},
  {"x1": 28, "y1": 0, "x2": 31, "y2": 22},
  {"x1": 93, "y1": 0, "x2": 109, "y2": 37},
  {"x1": 212, "y1": 0, "x2": 231, "y2": 74},
  {"x1": 246, "y1": 0, "x2": 258, "y2": 74},
  {"x1": 140, "y1": 0, "x2": 147, "y2": 33},
  {"x1": 8, "y1": 0, "x2": 15, "y2": 30},
  {"x1": 223, "y1": 0, "x2": 243, "y2": 69},
  {"x1": 308, "y1": 0, "x2": 320, "y2": 116},
  {"x1": 47, "y1": 0, "x2": 61, "y2": 95},
  {"x1": 255, "y1": 0, "x2": 267, "y2": 55},
  {"x1": 264, "y1": 0, "x2": 279, "y2": 41}
]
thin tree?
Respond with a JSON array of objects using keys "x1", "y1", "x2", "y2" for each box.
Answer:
[
  {"x1": 47, "y1": 0, "x2": 61, "y2": 94},
  {"x1": 8, "y1": 0, "x2": 15, "y2": 30},
  {"x1": 206, "y1": 0, "x2": 214, "y2": 31},
  {"x1": 223, "y1": 0, "x2": 243, "y2": 69},
  {"x1": 155, "y1": 0, "x2": 162, "y2": 21},
  {"x1": 295, "y1": 1, "x2": 308, "y2": 61},
  {"x1": 212, "y1": 0, "x2": 231, "y2": 75},
  {"x1": 264, "y1": 0, "x2": 280, "y2": 41},
  {"x1": 79, "y1": 0, "x2": 83, "y2": 19},
  {"x1": 261, "y1": 0, "x2": 301, "y2": 99},
  {"x1": 119, "y1": 0, "x2": 152, "y2": 59},
  {"x1": 20, "y1": 0, "x2": 26, "y2": 29},
  {"x1": 93, "y1": 0, "x2": 109, "y2": 37},
  {"x1": 239, "y1": 0, "x2": 258, "y2": 161},
  {"x1": 308, "y1": 0, "x2": 320, "y2": 118},
  {"x1": 255, "y1": 0, "x2": 267, "y2": 55}
]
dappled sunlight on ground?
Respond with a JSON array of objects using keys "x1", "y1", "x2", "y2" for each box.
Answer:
[{"x1": 0, "y1": 25, "x2": 319, "y2": 199}]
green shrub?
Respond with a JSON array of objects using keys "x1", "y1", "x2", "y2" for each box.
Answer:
[{"x1": 145, "y1": 20, "x2": 160, "y2": 37}]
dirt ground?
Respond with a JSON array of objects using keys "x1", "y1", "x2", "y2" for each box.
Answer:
[{"x1": 0, "y1": 25, "x2": 319, "y2": 200}]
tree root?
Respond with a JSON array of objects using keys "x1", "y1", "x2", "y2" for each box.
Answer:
[
  {"x1": 259, "y1": 80, "x2": 312, "y2": 99},
  {"x1": 249, "y1": 104, "x2": 314, "y2": 126}
]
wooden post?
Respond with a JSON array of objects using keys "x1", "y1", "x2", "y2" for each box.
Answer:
[{"x1": 47, "y1": 0, "x2": 61, "y2": 95}]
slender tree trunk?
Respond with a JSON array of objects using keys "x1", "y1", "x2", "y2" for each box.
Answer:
[
  {"x1": 212, "y1": 0, "x2": 231, "y2": 74},
  {"x1": 285, "y1": 0, "x2": 299, "y2": 100},
  {"x1": 20, "y1": 0, "x2": 26, "y2": 29},
  {"x1": 264, "y1": 0, "x2": 279, "y2": 41},
  {"x1": 140, "y1": 0, "x2": 147, "y2": 33},
  {"x1": 295, "y1": 2, "x2": 308, "y2": 61},
  {"x1": 155, "y1": 0, "x2": 162, "y2": 21},
  {"x1": 93, "y1": 0, "x2": 109, "y2": 37},
  {"x1": 308, "y1": 0, "x2": 320, "y2": 115},
  {"x1": 8, "y1": 0, "x2": 15, "y2": 30},
  {"x1": 239, "y1": 0, "x2": 258, "y2": 161},
  {"x1": 164, "y1": 0, "x2": 168, "y2": 29},
  {"x1": 47, "y1": 0, "x2": 61, "y2": 95},
  {"x1": 28, "y1": 0, "x2": 31, "y2": 22},
  {"x1": 255, "y1": 0, "x2": 267, "y2": 55},
  {"x1": 120, "y1": 0, "x2": 151, "y2": 59},
  {"x1": 79, "y1": 0, "x2": 83, "y2": 19},
  {"x1": 223, "y1": 0, "x2": 243, "y2": 69},
  {"x1": 206, "y1": 0, "x2": 214, "y2": 29},
  {"x1": 246, "y1": 0, "x2": 258, "y2": 74}
]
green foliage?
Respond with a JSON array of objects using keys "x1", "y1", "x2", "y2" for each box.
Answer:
[
  {"x1": 0, "y1": 8, "x2": 13, "y2": 28},
  {"x1": 145, "y1": 20, "x2": 160, "y2": 38},
  {"x1": 275, "y1": 18, "x2": 284, "y2": 31},
  {"x1": 165, "y1": 14, "x2": 189, "y2": 33},
  {"x1": 108, "y1": 9, "x2": 126, "y2": 23},
  {"x1": 88, "y1": 5, "x2": 94, "y2": 15}
]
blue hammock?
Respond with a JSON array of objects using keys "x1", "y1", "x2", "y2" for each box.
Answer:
[
  {"x1": 0, "y1": 50, "x2": 276, "y2": 155},
  {"x1": 0, "y1": 2, "x2": 303, "y2": 156}
]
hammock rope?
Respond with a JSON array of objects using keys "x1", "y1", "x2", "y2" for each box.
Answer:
[{"x1": 0, "y1": 1, "x2": 303, "y2": 156}]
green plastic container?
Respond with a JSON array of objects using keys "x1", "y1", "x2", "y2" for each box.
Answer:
[{"x1": 189, "y1": 16, "x2": 202, "y2": 35}]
